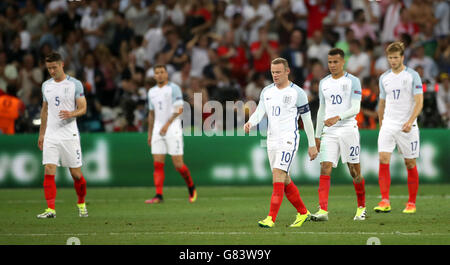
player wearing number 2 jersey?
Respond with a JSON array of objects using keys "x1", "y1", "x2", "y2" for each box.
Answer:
[
  {"x1": 313, "y1": 48, "x2": 366, "y2": 222},
  {"x1": 145, "y1": 64, "x2": 196, "y2": 204},
  {"x1": 375, "y1": 42, "x2": 423, "y2": 214},
  {"x1": 37, "y1": 52, "x2": 88, "y2": 219},
  {"x1": 244, "y1": 58, "x2": 318, "y2": 228}
]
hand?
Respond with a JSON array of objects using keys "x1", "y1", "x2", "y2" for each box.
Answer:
[
  {"x1": 315, "y1": 138, "x2": 321, "y2": 153},
  {"x1": 244, "y1": 122, "x2": 252, "y2": 134},
  {"x1": 147, "y1": 134, "x2": 152, "y2": 147},
  {"x1": 308, "y1": 146, "x2": 318, "y2": 161},
  {"x1": 59, "y1": 110, "x2": 73, "y2": 120},
  {"x1": 402, "y1": 121, "x2": 412, "y2": 132},
  {"x1": 38, "y1": 135, "x2": 44, "y2": 151},
  {"x1": 324, "y1": 116, "x2": 340, "y2": 127},
  {"x1": 159, "y1": 124, "x2": 169, "y2": 136}
]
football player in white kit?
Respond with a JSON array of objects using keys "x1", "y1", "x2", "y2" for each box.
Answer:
[
  {"x1": 244, "y1": 58, "x2": 318, "y2": 228},
  {"x1": 374, "y1": 42, "x2": 423, "y2": 214},
  {"x1": 145, "y1": 65, "x2": 197, "y2": 204},
  {"x1": 37, "y1": 52, "x2": 88, "y2": 218},
  {"x1": 312, "y1": 48, "x2": 367, "y2": 222}
]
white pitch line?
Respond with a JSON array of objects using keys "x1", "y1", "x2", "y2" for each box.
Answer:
[{"x1": 0, "y1": 231, "x2": 448, "y2": 237}]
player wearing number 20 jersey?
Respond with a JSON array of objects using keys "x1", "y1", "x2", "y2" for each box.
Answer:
[{"x1": 313, "y1": 48, "x2": 366, "y2": 222}]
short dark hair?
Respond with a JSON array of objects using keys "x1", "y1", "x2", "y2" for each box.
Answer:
[
  {"x1": 328, "y1": 48, "x2": 345, "y2": 58},
  {"x1": 154, "y1": 64, "x2": 167, "y2": 71},
  {"x1": 45, "y1": 52, "x2": 62, "y2": 63}
]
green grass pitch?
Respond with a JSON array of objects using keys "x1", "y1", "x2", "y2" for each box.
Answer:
[{"x1": 0, "y1": 184, "x2": 449, "y2": 245}]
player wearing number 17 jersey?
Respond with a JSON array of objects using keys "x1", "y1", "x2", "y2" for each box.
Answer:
[
  {"x1": 244, "y1": 58, "x2": 318, "y2": 228},
  {"x1": 375, "y1": 42, "x2": 423, "y2": 214},
  {"x1": 313, "y1": 48, "x2": 366, "y2": 222}
]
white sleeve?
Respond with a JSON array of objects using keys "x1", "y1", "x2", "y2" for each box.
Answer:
[
  {"x1": 339, "y1": 98, "x2": 361, "y2": 120},
  {"x1": 300, "y1": 112, "x2": 316, "y2": 147},
  {"x1": 315, "y1": 80, "x2": 325, "y2": 138},
  {"x1": 248, "y1": 100, "x2": 266, "y2": 127}
]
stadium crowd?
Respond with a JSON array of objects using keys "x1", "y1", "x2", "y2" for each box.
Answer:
[{"x1": 0, "y1": 0, "x2": 448, "y2": 134}]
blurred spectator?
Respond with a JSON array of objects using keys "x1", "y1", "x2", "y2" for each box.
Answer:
[
  {"x1": 245, "y1": 72, "x2": 270, "y2": 102},
  {"x1": 436, "y1": 73, "x2": 450, "y2": 127},
  {"x1": 435, "y1": 35, "x2": 450, "y2": 74},
  {"x1": 250, "y1": 25, "x2": 279, "y2": 76},
  {"x1": 210, "y1": 0, "x2": 230, "y2": 37},
  {"x1": 408, "y1": 45, "x2": 439, "y2": 82},
  {"x1": 408, "y1": 0, "x2": 437, "y2": 29},
  {"x1": 57, "y1": 30, "x2": 82, "y2": 75},
  {"x1": 304, "y1": 0, "x2": 332, "y2": 39},
  {"x1": 110, "y1": 12, "x2": 135, "y2": 57},
  {"x1": 187, "y1": 33, "x2": 212, "y2": 78},
  {"x1": 18, "y1": 53, "x2": 43, "y2": 105},
  {"x1": 171, "y1": 61, "x2": 191, "y2": 89},
  {"x1": 323, "y1": 0, "x2": 353, "y2": 42},
  {"x1": 23, "y1": 0, "x2": 46, "y2": 49},
  {"x1": 356, "y1": 76, "x2": 378, "y2": 129},
  {"x1": 80, "y1": 1, "x2": 104, "y2": 51},
  {"x1": 307, "y1": 30, "x2": 331, "y2": 68},
  {"x1": 273, "y1": 0, "x2": 297, "y2": 46},
  {"x1": 78, "y1": 52, "x2": 105, "y2": 101},
  {"x1": 0, "y1": 51, "x2": 18, "y2": 93},
  {"x1": 124, "y1": 0, "x2": 159, "y2": 37},
  {"x1": 416, "y1": 65, "x2": 444, "y2": 128},
  {"x1": 347, "y1": 39, "x2": 370, "y2": 80},
  {"x1": 434, "y1": 0, "x2": 449, "y2": 38},
  {"x1": 243, "y1": 0, "x2": 274, "y2": 45},
  {"x1": 0, "y1": 85, "x2": 25, "y2": 135},
  {"x1": 156, "y1": 0, "x2": 185, "y2": 27},
  {"x1": 335, "y1": 28, "x2": 355, "y2": 64},
  {"x1": 216, "y1": 30, "x2": 249, "y2": 86},
  {"x1": 303, "y1": 59, "x2": 326, "y2": 94},
  {"x1": 281, "y1": 28, "x2": 306, "y2": 85},
  {"x1": 350, "y1": 8, "x2": 376, "y2": 42},
  {"x1": 380, "y1": 0, "x2": 402, "y2": 43},
  {"x1": 162, "y1": 28, "x2": 188, "y2": 71},
  {"x1": 393, "y1": 7, "x2": 419, "y2": 41}
]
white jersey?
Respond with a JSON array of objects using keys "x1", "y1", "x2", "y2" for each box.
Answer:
[
  {"x1": 249, "y1": 82, "x2": 309, "y2": 150},
  {"x1": 319, "y1": 72, "x2": 362, "y2": 128},
  {"x1": 379, "y1": 67, "x2": 423, "y2": 128},
  {"x1": 42, "y1": 75, "x2": 84, "y2": 140},
  {"x1": 148, "y1": 82, "x2": 184, "y2": 137}
]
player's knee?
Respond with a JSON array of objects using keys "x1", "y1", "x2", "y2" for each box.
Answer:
[
  {"x1": 404, "y1": 159, "x2": 416, "y2": 169},
  {"x1": 379, "y1": 153, "x2": 391, "y2": 164},
  {"x1": 320, "y1": 163, "x2": 332, "y2": 176},
  {"x1": 44, "y1": 164, "x2": 57, "y2": 175}
]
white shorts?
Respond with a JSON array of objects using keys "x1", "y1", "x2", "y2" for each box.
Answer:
[
  {"x1": 378, "y1": 124, "x2": 420, "y2": 159},
  {"x1": 42, "y1": 138, "x2": 82, "y2": 168},
  {"x1": 151, "y1": 135, "x2": 184, "y2": 156},
  {"x1": 320, "y1": 126, "x2": 360, "y2": 168},
  {"x1": 267, "y1": 138, "x2": 299, "y2": 173}
]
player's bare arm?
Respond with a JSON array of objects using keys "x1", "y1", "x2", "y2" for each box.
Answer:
[
  {"x1": 147, "y1": 110, "x2": 154, "y2": 146},
  {"x1": 59, "y1": 97, "x2": 87, "y2": 120},
  {"x1": 160, "y1": 106, "x2": 183, "y2": 136},
  {"x1": 402, "y1": 93, "x2": 423, "y2": 132},
  {"x1": 315, "y1": 138, "x2": 321, "y2": 153},
  {"x1": 324, "y1": 116, "x2": 341, "y2": 127},
  {"x1": 38, "y1": 101, "x2": 48, "y2": 151},
  {"x1": 377, "y1": 99, "x2": 386, "y2": 128}
]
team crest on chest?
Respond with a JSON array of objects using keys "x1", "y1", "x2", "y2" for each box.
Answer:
[
  {"x1": 342, "y1": 84, "x2": 349, "y2": 91},
  {"x1": 283, "y1": 95, "x2": 292, "y2": 104}
]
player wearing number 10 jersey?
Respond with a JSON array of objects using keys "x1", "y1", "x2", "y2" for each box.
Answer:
[
  {"x1": 244, "y1": 58, "x2": 318, "y2": 228},
  {"x1": 313, "y1": 48, "x2": 366, "y2": 222},
  {"x1": 375, "y1": 42, "x2": 423, "y2": 214}
]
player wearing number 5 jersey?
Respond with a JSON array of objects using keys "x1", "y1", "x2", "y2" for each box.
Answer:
[
  {"x1": 375, "y1": 42, "x2": 423, "y2": 214},
  {"x1": 313, "y1": 48, "x2": 366, "y2": 222},
  {"x1": 37, "y1": 52, "x2": 88, "y2": 219},
  {"x1": 244, "y1": 58, "x2": 318, "y2": 228}
]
